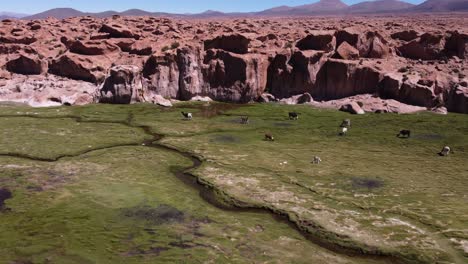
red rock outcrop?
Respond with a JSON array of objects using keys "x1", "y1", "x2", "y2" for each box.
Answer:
[
  {"x1": 48, "y1": 53, "x2": 111, "y2": 83},
  {"x1": 204, "y1": 34, "x2": 250, "y2": 54},
  {"x1": 391, "y1": 30, "x2": 419, "y2": 42},
  {"x1": 447, "y1": 86, "x2": 468, "y2": 113},
  {"x1": 340, "y1": 101, "x2": 365, "y2": 115},
  {"x1": 296, "y1": 31, "x2": 336, "y2": 52},
  {"x1": 99, "y1": 65, "x2": 141, "y2": 104},
  {"x1": 335, "y1": 28, "x2": 360, "y2": 47},
  {"x1": 397, "y1": 33, "x2": 445, "y2": 60},
  {"x1": 315, "y1": 59, "x2": 383, "y2": 100},
  {"x1": 0, "y1": 15, "x2": 466, "y2": 113},
  {"x1": 99, "y1": 23, "x2": 140, "y2": 39},
  {"x1": 334, "y1": 41, "x2": 359, "y2": 60},
  {"x1": 6, "y1": 54, "x2": 46, "y2": 75},
  {"x1": 267, "y1": 51, "x2": 326, "y2": 99},
  {"x1": 444, "y1": 31, "x2": 468, "y2": 59},
  {"x1": 202, "y1": 49, "x2": 268, "y2": 102},
  {"x1": 143, "y1": 52, "x2": 180, "y2": 98},
  {"x1": 68, "y1": 40, "x2": 119, "y2": 55},
  {"x1": 357, "y1": 32, "x2": 390, "y2": 59}
]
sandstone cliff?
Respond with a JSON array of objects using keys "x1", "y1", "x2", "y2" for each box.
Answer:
[{"x1": 0, "y1": 15, "x2": 467, "y2": 113}]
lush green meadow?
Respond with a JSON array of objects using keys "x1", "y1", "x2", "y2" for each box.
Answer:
[{"x1": 0, "y1": 102, "x2": 466, "y2": 263}]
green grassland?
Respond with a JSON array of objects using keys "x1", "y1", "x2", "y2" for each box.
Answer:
[{"x1": 0, "y1": 102, "x2": 467, "y2": 263}]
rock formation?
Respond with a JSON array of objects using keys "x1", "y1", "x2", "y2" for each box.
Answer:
[{"x1": 0, "y1": 15, "x2": 466, "y2": 113}]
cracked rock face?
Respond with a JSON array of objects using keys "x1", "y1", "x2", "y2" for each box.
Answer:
[{"x1": 0, "y1": 15, "x2": 467, "y2": 113}]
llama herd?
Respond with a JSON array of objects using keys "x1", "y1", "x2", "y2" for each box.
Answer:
[{"x1": 181, "y1": 110, "x2": 452, "y2": 158}]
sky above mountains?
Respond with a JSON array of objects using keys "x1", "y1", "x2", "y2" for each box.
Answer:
[{"x1": 2, "y1": 0, "x2": 426, "y2": 14}]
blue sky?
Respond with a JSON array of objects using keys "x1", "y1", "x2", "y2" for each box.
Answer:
[{"x1": 3, "y1": 0, "x2": 426, "y2": 14}]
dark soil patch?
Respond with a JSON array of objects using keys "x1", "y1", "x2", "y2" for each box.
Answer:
[
  {"x1": 0, "y1": 188, "x2": 12, "y2": 210},
  {"x1": 125, "y1": 246, "x2": 169, "y2": 257},
  {"x1": 123, "y1": 204, "x2": 185, "y2": 225},
  {"x1": 181, "y1": 103, "x2": 244, "y2": 118},
  {"x1": 210, "y1": 135, "x2": 240, "y2": 143},
  {"x1": 274, "y1": 122, "x2": 294, "y2": 127},
  {"x1": 351, "y1": 177, "x2": 384, "y2": 190},
  {"x1": 169, "y1": 241, "x2": 195, "y2": 249},
  {"x1": 413, "y1": 134, "x2": 444, "y2": 140},
  {"x1": 225, "y1": 117, "x2": 255, "y2": 125},
  {"x1": 26, "y1": 185, "x2": 44, "y2": 192}
]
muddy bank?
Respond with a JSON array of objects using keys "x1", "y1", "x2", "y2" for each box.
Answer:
[{"x1": 0, "y1": 188, "x2": 12, "y2": 210}]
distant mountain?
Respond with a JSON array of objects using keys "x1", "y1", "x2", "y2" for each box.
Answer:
[
  {"x1": 23, "y1": 8, "x2": 87, "y2": 20},
  {"x1": 22, "y1": 7, "x2": 173, "y2": 20},
  {"x1": 260, "y1": 0, "x2": 348, "y2": 15},
  {"x1": 12, "y1": 0, "x2": 468, "y2": 21},
  {"x1": 191, "y1": 10, "x2": 228, "y2": 18},
  {"x1": 410, "y1": 0, "x2": 468, "y2": 12},
  {"x1": 346, "y1": 0, "x2": 415, "y2": 13},
  {"x1": 0, "y1": 11, "x2": 29, "y2": 19}
]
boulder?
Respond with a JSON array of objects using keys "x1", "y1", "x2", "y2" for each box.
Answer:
[
  {"x1": 204, "y1": 34, "x2": 250, "y2": 54},
  {"x1": 6, "y1": 54, "x2": 46, "y2": 75},
  {"x1": 340, "y1": 102, "x2": 365, "y2": 115},
  {"x1": 399, "y1": 81, "x2": 436, "y2": 108},
  {"x1": 431, "y1": 106, "x2": 448, "y2": 115},
  {"x1": 190, "y1": 96, "x2": 213, "y2": 102},
  {"x1": 0, "y1": 75, "x2": 98, "y2": 107},
  {"x1": 99, "y1": 65, "x2": 142, "y2": 104},
  {"x1": 335, "y1": 28, "x2": 360, "y2": 48},
  {"x1": 326, "y1": 95, "x2": 426, "y2": 114},
  {"x1": 128, "y1": 41, "x2": 153, "y2": 55},
  {"x1": 110, "y1": 38, "x2": 135, "y2": 52},
  {"x1": 334, "y1": 41, "x2": 359, "y2": 60},
  {"x1": 446, "y1": 86, "x2": 468, "y2": 114},
  {"x1": 280, "y1": 93, "x2": 313, "y2": 105},
  {"x1": 0, "y1": 35, "x2": 37, "y2": 45},
  {"x1": 378, "y1": 73, "x2": 402, "y2": 99},
  {"x1": 67, "y1": 93, "x2": 94, "y2": 106},
  {"x1": 48, "y1": 53, "x2": 110, "y2": 83},
  {"x1": 258, "y1": 93, "x2": 276, "y2": 103},
  {"x1": 0, "y1": 44, "x2": 35, "y2": 55},
  {"x1": 143, "y1": 52, "x2": 180, "y2": 99},
  {"x1": 297, "y1": 93, "x2": 313, "y2": 104},
  {"x1": 256, "y1": 34, "x2": 278, "y2": 42},
  {"x1": 202, "y1": 50, "x2": 269, "y2": 102},
  {"x1": 444, "y1": 31, "x2": 468, "y2": 59},
  {"x1": 357, "y1": 32, "x2": 390, "y2": 59},
  {"x1": 99, "y1": 24, "x2": 140, "y2": 39},
  {"x1": 296, "y1": 31, "x2": 336, "y2": 52},
  {"x1": 267, "y1": 51, "x2": 326, "y2": 99},
  {"x1": 397, "y1": 33, "x2": 445, "y2": 60},
  {"x1": 68, "y1": 40, "x2": 119, "y2": 56},
  {"x1": 177, "y1": 46, "x2": 204, "y2": 100},
  {"x1": 391, "y1": 30, "x2": 419, "y2": 41},
  {"x1": 147, "y1": 94, "x2": 173, "y2": 107},
  {"x1": 315, "y1": 59, "x2": 383, "y2": 100}
]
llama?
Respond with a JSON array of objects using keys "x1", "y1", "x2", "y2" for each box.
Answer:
[
  {"x1": 181, "y1": 111, "x2": 193, "y2": 120},
  {"x1": 439, "y1": 146, "x2": 451, "y2": 156},
  {"x1": 289, "y1": 112, "x2": 300, "y2": 120},
  {"x1": 265, "y1": 133, "x2": 275, "y2": 141},
  {"x1": 240, "y1": 116, "x2": 249, "y2": 124},
  {"x1": 312, "y1": 156, "x2": 322, "y2": 164},
  {"x1": 340, "y1": 119, "x2": 351, "y2": 128},
  {"x1": 339, "y1": 127, "x2": 348, "y2": 136},
  {"x1": 397, "y1": 130, "x2": 411, "y2": 138}
]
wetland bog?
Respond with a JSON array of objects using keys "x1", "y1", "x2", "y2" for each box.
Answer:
[{"x1": 0, "y1": 102, "x2": 467, "y2": 263}]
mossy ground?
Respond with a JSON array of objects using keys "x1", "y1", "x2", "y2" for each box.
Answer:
[{"x1": 0, "y1": 102, "x2": 467, "y2": 263}]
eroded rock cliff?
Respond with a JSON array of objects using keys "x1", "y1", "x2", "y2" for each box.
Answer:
[{"x1": 0, "y1": 15, "x2": 467, "y2": 112}]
